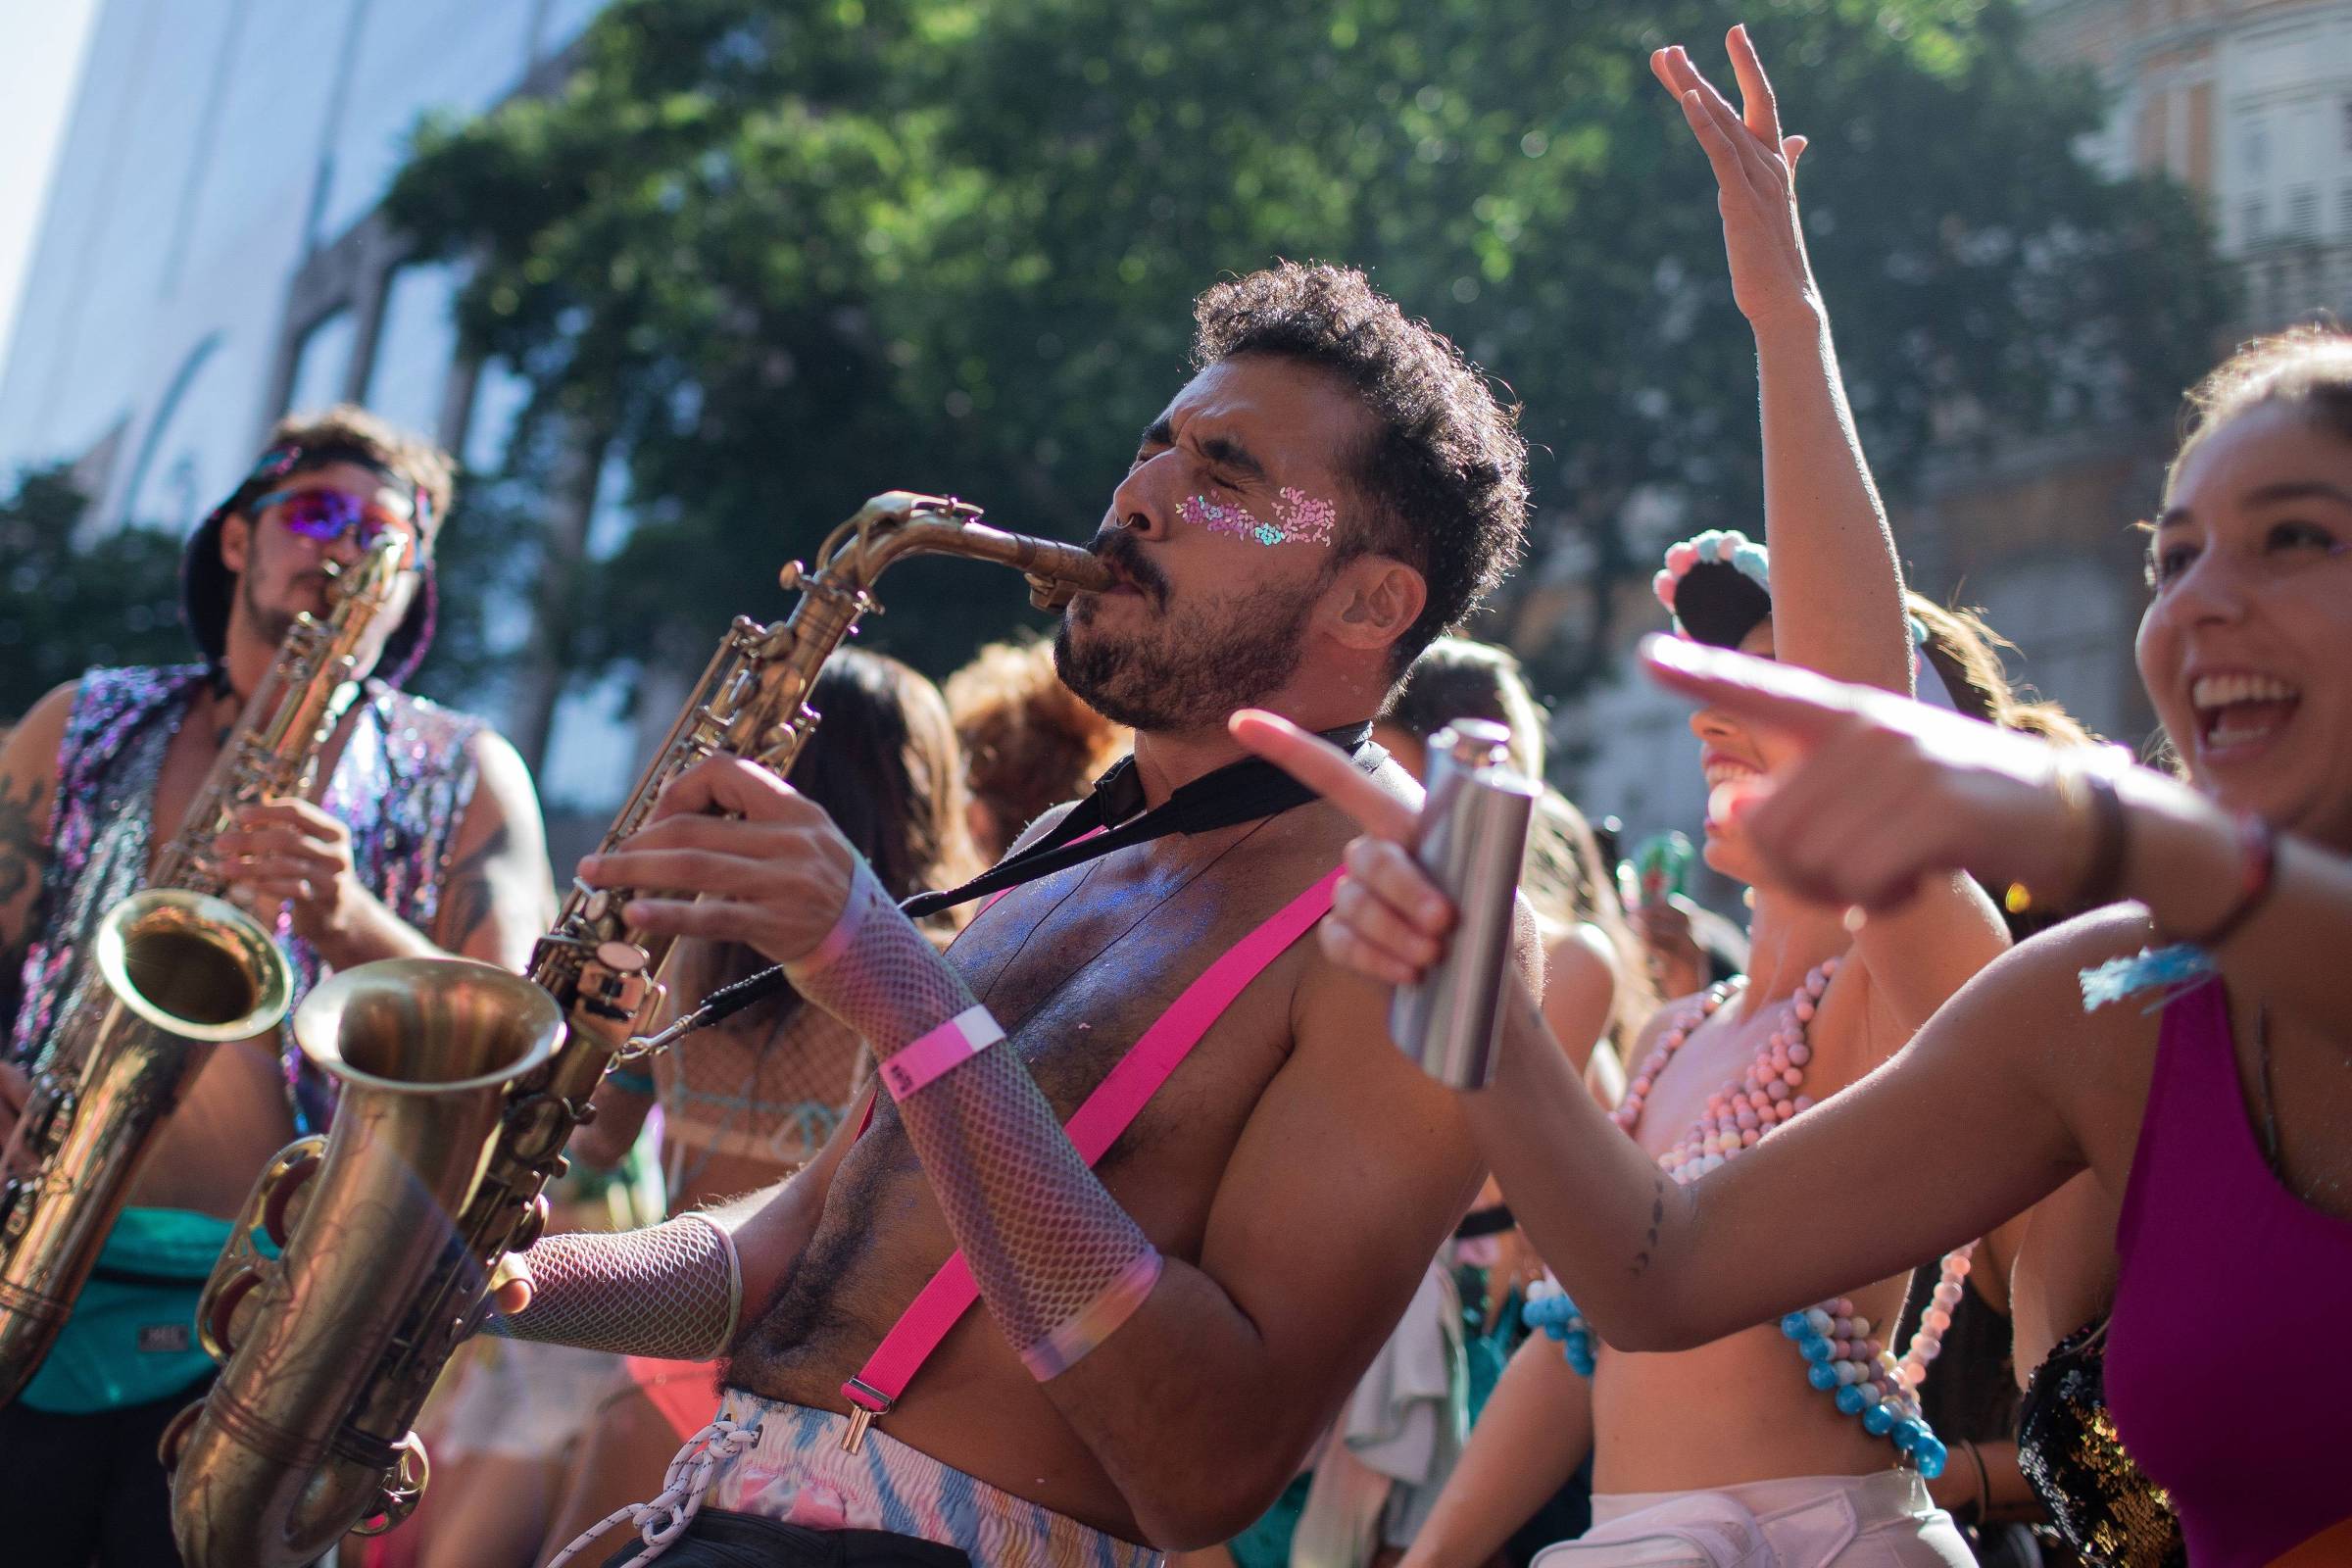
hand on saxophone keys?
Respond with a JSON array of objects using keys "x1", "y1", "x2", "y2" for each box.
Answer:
[
  {"x1": 575, "y1": 755, "x2": 861, "y2": 968},
  {"x1": 488, "y1": 1249, "x2": 534, "y2": 1316}
]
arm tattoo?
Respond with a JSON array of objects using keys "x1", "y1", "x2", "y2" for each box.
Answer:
[
  {"x1": 1630, "y1": 1171, "x2": 1666, "y2": 1278},
  {"x1": 0, "y1": 772, "x2": 48, "y2": 911},
  {"x1": 437, "y1": 822, "x2": 510, "y2": 950}
]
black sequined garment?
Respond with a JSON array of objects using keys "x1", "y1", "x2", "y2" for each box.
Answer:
[{"x1": 2017, "y1": 1318, "x2": 2186, "y2": 1568}]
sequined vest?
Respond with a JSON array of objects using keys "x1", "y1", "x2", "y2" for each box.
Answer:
[{"x1": 4, "y1": 664, "x2": 485, "y2": 1132}]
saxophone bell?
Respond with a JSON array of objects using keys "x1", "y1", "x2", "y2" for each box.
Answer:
[
  {"x1": 0, "y1": 890, "x2": 288, "y2": 1404},
  {"x1": 168, "y1": 957, "x2": 564, "y2": 1568}
]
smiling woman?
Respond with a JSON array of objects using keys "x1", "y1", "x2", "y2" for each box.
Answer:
[{"x1": 2140, "y1": 335, "x2": 2352, "y2": 820}]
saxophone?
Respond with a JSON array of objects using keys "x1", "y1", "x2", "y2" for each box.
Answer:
[
  {"x1": 0, "y1": 530, "x2": 412, "y2": 1406},
  {"x1": 166, "y1": 492, "x2": 1113, "y2": 1568}
]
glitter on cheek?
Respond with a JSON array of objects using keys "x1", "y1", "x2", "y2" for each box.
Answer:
[
  {"x1": 1179, "y1": 488, "x2": 1340, "y2": 549},
  {"x1": 1274, "y1": 487, "x2": 1337, "y2": 547}
]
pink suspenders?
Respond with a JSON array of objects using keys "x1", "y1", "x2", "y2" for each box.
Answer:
[{"x1": 836, "y1": 864, "x2": 1344, "y2": 1452}]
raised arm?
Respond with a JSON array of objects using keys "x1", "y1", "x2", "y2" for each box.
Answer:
[
  {"x1": 1654, "y1": 29, "x2": 1908, "y2": 695},
  {"x1": 1656, "y1": 30, "x2": 2007, "y2": 1026}
]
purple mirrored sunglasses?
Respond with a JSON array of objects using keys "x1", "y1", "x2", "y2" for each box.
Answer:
[{"x1": 252, "y1": 487, "x2": 423, "y2": 564}]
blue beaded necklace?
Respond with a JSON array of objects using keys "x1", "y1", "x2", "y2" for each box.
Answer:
[{"x1": 1522, "y1": 964, "x2": 1965, "y2": 1479}]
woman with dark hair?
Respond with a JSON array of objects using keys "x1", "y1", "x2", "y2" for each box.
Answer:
[{"x1": 571, "y1": 647, "x2": 978, "y2": 1202}]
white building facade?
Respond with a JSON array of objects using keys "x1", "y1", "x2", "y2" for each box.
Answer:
[
  {"x1": 0, "y1": 0, "x2": 647, "y2": 802},
  {"x1": 0, "y1": 0, "x2": 612, "y2": 528}
]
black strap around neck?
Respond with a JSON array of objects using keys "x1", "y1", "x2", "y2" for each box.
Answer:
[
  {"x1": 901, "y1": 721, "x2": 1376, "y2": 919},
  {"x1": 648, "y1": 721, "x2": 1379, "y2": 1045}
]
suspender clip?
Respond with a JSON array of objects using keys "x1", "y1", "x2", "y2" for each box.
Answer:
[{"x1": 841, "y1": 1378, "x2": 893, "y2": 1453}]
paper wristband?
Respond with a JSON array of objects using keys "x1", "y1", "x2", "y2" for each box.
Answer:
[
  {"x1": 879, "y1": 1004, "x2": 1006, "y2": 1102},
  {"x1": 1017, "y1": 1248, "x2": 1165, "y2": 1381}
]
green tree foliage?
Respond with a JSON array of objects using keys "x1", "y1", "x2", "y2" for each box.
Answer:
[
  {"x1": 388, "y1": 0, "x2": 2228, "y2": 723},
  {"x1": 0, "y1": 468, "x2": 186, "y2": 720}
]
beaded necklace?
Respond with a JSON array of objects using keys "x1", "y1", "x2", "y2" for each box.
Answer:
[{"x1": 1523, "y1": 958, "x2": 1970, "y2": 1479}]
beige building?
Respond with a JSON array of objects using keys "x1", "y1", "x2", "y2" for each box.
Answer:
[{"x1": 1560, "y1": 0, "x2": 2352, "y2": 852}]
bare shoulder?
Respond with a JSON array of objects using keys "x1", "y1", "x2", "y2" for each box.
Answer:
[
  {"x1": 0, "y1": 681, "x2": 79, "y2": 784},
  {"x1": 1862, "y1": 905, "x2": 2163, "y2": 1156},
  {"x1": 1544, "y1": 920, "x2": 1620, "y2": 998},
  {"x1": 461, "y1": 728, "x2": 542, "y2": 821}
]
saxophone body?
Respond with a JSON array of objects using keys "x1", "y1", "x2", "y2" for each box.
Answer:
[
  {"x1": 168, "y1": 493, "x2": 1113, "y2": 1568},
  {"x1": 0, "y1": 531, "x2": 411, "y2": 1406}
]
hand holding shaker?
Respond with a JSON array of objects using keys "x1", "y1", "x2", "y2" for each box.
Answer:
[{"x1": 1387, "y1": 719, "x2": 1539, "y2": 1089}]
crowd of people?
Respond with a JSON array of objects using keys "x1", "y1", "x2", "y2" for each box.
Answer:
[{"x1": 1, "y1": 21, "x2": 2347, "y2": 1568}]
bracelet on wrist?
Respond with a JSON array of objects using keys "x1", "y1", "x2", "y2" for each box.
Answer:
[{"x1": 2004, "y1": 760, "x2": 2128, "y2": 916}]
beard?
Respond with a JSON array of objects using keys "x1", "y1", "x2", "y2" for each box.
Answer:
[
  {"x1": 239, "y1": 570, "x2": 299, "y2": 649},
  {"x1": 1055, "y1": 571, "x2": 1323, "y2": 733}
]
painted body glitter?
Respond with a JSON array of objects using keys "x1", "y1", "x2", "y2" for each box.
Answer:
[{"x1": 1180, "y1": 487, "x2": 1338, "y2": 548}]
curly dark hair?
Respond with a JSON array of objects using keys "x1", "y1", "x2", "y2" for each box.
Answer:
[{"x1": 1190, "y1": 264, "x2": 1529, "y2": 672}]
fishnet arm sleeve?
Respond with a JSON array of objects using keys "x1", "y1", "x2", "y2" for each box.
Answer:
[
  {"x1": 788, "y1": 858, "x2": 1162, "y2": 1379},
  {"x1": 489, "y1": 1214, "x2": 740, "y2": 1358}
]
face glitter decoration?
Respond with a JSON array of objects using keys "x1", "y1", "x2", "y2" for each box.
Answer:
[{"x1": 1180, "y1": 487, "x2": 1339, "y2": 549}]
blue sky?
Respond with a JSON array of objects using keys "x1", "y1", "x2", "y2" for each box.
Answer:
[{"x1": 0, "y1": 0, "x2": 103, "y2": 376}]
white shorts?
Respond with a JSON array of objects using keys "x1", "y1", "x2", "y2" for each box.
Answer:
[{"x1": 1537, "y1": 1471, "x2": 1973, "y2": 1568}]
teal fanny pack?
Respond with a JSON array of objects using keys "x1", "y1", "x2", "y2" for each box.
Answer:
[{"x1": 20, "y1": 1206, "x2": 233, "y2": 1415}]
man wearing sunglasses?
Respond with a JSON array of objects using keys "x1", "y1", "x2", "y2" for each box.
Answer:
[{"x1": 0, "y1": 405, "x2": 556, "y2": 1567}]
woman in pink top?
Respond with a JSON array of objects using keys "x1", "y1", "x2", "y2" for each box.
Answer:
[{"x1": 1244, "y1": 324, "x2": 2352, "y2": 1567}]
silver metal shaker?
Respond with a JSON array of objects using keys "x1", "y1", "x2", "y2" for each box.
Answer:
[{"x1": 1387, "y1": 719, "x2": 1538, "y2": 1089}]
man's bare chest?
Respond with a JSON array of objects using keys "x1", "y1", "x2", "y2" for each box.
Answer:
[
  {"x1": 144, "y1": 698, "x2": 361, "y2": 874},
  {"x1": 839, "y1": 837, "x2": 1328, "y2": 1211}
]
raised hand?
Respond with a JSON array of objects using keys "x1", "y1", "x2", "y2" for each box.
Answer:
[
  {"x1": 577, "y1": 756, "x2": 858, "y2": 965},
  {"x1": 1641, "y1": 636, "x2": 2104, "y2": 912},
  {"x1": 1650, "y1": 25, "x2": 1818, "y2": 333}
]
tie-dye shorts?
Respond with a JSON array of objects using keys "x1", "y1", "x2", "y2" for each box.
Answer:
[{"x1": 700, "y1": 1393, "x2": 1162, "y2": 1568}]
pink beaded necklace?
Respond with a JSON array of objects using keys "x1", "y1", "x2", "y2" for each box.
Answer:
[{"x1": 1599, "y1": 956, "x2": 1970, "y2": 1477}]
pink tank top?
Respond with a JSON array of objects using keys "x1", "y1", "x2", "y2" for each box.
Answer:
[{"x1": 2106, "y1": 978, "x2": 2352, "y2": 1566}]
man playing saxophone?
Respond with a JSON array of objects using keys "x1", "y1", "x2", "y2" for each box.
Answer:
[
  {"x1": 0, "y1": 406, "x2": 555, "y2": 1567},
  {"x1": 497, "y1": 263, "x2": 1534, "y2": 1568}
]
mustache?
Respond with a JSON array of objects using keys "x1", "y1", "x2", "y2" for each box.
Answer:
[{"x1": 1089, "y1": 528, "x2": 1169, "y2": 606}]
